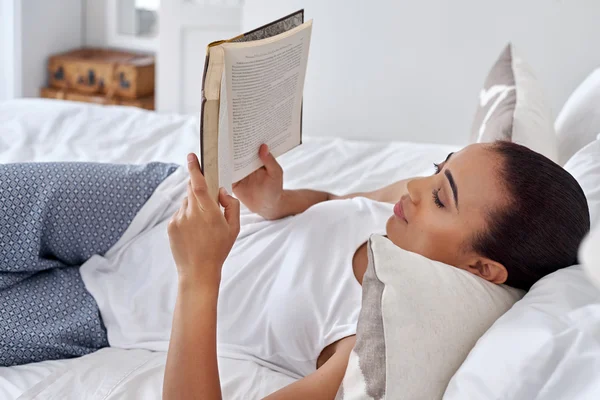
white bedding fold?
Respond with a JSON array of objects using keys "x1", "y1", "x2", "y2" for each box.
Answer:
[
  {"x1": 15, "y1": 349, "x2": 295, "y2": 400},
  {"x1": 80, "y1": 166, "x2": 188, "y2": 351}
]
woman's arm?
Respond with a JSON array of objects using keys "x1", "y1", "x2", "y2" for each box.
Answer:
[
  {"x1": 273, "y1": 178, "x2": 408, "y2": 218},
  {"x1": 164, "y1": 282, "x2": 221, "y2": 400},
  {"x1": 164, "y1": 153, "x2": 240, "y2": 400},
  {"x1": 273, "y1": 178, "x2": 410, "y2": 218},
  {"x1": 332, "y1": 179, "x2": 409, "y2": 204},
  {"x1": 233, "y1": 144, "x2": 410, "y2": 220},
  {"x1": 264, "y1": 336, "x2": 356, "y2": 400}
]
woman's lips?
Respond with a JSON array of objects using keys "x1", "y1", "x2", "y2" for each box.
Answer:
[{"x1": 394, "y1": 198, "x2": 408, "y2": 223}]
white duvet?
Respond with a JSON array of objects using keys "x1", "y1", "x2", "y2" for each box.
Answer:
[{"x1": 0, "y1": 99, "x2": 456, "y2": 399}]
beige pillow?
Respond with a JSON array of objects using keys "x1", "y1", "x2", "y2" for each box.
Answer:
[
  {"x1": 471, "y1": 43, "x2": 558, "y2": 162},
  {"x1": 336, "y1": 235, "x2": 523, "y2": 400}
]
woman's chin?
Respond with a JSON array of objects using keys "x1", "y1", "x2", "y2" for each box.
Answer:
[{"x1": 385, "y1": 215, "x2": 406, "y2": 247}]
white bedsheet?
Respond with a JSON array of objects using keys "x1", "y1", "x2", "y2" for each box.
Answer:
[{"x1": 0, "y1": 99, "x2": 457, "y2": 399}]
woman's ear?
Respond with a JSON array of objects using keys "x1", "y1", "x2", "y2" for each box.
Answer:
[{"x1": 464, "y1": 258, "x2": 508, "y2": 284}]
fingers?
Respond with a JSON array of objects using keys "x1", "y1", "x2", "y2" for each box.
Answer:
[
  {"x1": 180, "y1": 196, "x2": 189, "y2": 216},
  {"x1": 186, "y1": 181, "x2": 198, "y2": 212},
  {"x1": 168, "y1": 202, "x2": 183, "y2": 237},
  {"x1": 219, "y1": 187, "x2": 240, "y2": 238},
  {"x1": 258, "y1": 144, "x2": 283, "y2": 178},
  {"x1": 170, "y1": 196, "x2": 188, "y2": 226},
  {"x1": 186, "y1": 153, "x2": 213, "y2": 205}
]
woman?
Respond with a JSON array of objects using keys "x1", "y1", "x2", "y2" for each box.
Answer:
[{"x1": 164, "y1": 141, "x2": 590, "y2": 399}]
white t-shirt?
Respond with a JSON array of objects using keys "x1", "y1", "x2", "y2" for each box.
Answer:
[
  {"x1": 80, "y1": 167, "x2": 393, "y2": 379},
  {"x1": 217, "y1": 197, "x2": 393, "y2": 378}
]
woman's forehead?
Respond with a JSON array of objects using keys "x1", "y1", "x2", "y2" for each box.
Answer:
[
  {"x1": 447, "y1": 144, "x2": 507, "y2": 210},
  {"x1": 449, "y1": 143, "x2": 499, "y2": 171}
]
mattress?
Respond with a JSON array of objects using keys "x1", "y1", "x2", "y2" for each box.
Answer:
[{"x1": 0, "y1": 99, "x2": 457, "y2": 399}]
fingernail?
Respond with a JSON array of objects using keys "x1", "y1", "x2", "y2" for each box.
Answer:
[
  {"x1": 187, "y1": 153, "x2": 195, "y2": 163},
  {"x1": 220, "y1": 187, "x2": 228, "y2": 195}
]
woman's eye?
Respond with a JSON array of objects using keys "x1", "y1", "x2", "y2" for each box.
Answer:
[
  {"x1": 433, "y1": 163, "x2": 441, "y2": 175},
  {"x1": 432, "y1": 188, "x2": 445, "y2": 208}
]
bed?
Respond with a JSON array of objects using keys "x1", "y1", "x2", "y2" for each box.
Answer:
[{"x1": 0, "y1": 99, "x2": 457, "y2": 399}]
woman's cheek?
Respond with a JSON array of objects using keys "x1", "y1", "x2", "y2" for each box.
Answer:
[{"x1": 385, "y1": 216, "x2": 407, "y2": 246}]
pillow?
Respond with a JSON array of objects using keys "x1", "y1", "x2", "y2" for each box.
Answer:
[
  {"x1": 443, "y1": 264, "x2": 600, "y2": 400},
  {"x1": 581, "y1": 224, "x2": 600, "y2": 293},
  {"x1": 575, "y1": 142, "x2": 600, "y2": 289},
  {"x1": 336, "y1": 235, "x2": 523, "y2": 400},
  {"x1": 564, "y1": 136, "x2": 600, "y2": 228},
  {"x1": 555, "y1": 69, "x2": 600, "y2": 165},
  {"x1": 470, "y1": 43, "x2": 558, "y2": 162}
]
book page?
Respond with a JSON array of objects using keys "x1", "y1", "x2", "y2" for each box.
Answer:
[
  {"x1": 223, "y1": 21, "x2": 312, "y2": 182},
  {"x1": 217, "y1": 69, "x2": 233, "y2": 194}
]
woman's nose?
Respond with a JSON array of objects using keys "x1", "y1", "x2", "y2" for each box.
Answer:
[{"x1": 406, "y1": 177, "x2": 424, "y2": 204}]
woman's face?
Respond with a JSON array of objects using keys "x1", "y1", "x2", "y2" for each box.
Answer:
[{"x1": 386, "y1": 143, "x2": 509, "y2": 283}]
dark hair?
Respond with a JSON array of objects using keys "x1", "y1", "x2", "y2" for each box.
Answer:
[{"x1": 473, "y1": 141, "x2": 590, "y2": 291}]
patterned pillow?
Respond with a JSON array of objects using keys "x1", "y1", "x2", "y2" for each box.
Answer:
[
  {"x1": 336, "y1": 235, "x2": 523, "y2": 400},
  {"x1": 471, "y1": 44, "x2": 558, "y2": 162}
]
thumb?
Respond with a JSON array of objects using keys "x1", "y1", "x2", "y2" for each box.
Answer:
[
  {"x1": 259, "y1": 144, "x2": 282, "y2": 178},
  {"x1": 219, "y1": 188, "x2": 240, "y2": 237}
]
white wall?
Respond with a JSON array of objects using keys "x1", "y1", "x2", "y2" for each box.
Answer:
[
  {"x1": 0, "y1": 0, "x2": 19, "y2": 102},
  {"x1": 20, "y1": 0, "x2": 83, "y2": 97},
  {"x1": 0, "y1": 0, "x2": 83, "y2": 100},
  {"x1": 0, "y1": 1, "x2": 7, "y2": 101},
  {"x1": 85, "y1": 0, "x2": 107, "y2": 47},
  {"x1": 83, "y1": 0, "x2": 157, "y2": 52},
  {"x1": 243, "y1": 0, "x2": 600, "y2": 145},
  {"x1": 157, "y1": 1, "x2": 242, "y2": 113}
]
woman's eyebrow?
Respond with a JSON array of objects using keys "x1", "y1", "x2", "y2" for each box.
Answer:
[
  {"x1": 444, "y1": 169, "x2": 458, "y2": 210},
  {"x1": 445, "y1": 152, "x2": 454, "y2": 163}
]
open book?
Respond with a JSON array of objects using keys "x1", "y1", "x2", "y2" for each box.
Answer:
[{"x1": 200, "y1": 10, "x2": 312, "y2": 200}]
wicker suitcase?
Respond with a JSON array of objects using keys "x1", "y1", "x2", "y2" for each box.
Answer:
[
  {"x1": 41, "y1": 87, "x2": 155, "y2": 110},
  {"x1": 48, "y1": 48, "x2": 155, "y2": 99}
]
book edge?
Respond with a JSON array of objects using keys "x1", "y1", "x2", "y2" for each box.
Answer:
[{"x1": 241, "y1": 9, "x2": 304, "y2": 38}]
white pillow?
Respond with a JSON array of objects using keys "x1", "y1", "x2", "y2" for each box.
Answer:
[
  {"x1": 443, "y1": 264, "x2": 600, "y2": 400},
  {"x1": 556, "y1": 69, "x2": 600, "y2": 165},
  {"x1": 564, "y1": 136, "x2": 600, "y2": 228},
  {"x1": 336, "y1": 235, "x2": 523, "y2": 400},
  {"x1": 581, "y1": 217, "x2": 600, "y2": 291}
]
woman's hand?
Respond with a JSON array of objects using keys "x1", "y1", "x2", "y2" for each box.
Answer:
[
  {"x1": 167, "y1": 153, "x2": 240, "y2": 288},
  {"x1": 164, "y1": 153, "x2": 235, "y2": 400},
  {"x1": 232, "y1": 144, "x2": 284, "y2": 220}
]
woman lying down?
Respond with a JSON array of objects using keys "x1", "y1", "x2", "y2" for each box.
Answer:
[
  {"x1": 163, "y1": 142, "x2": 590, "y2": 399},
  {"x1": 0, "y1": 141, "x2": 589, "y2": 398}
]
